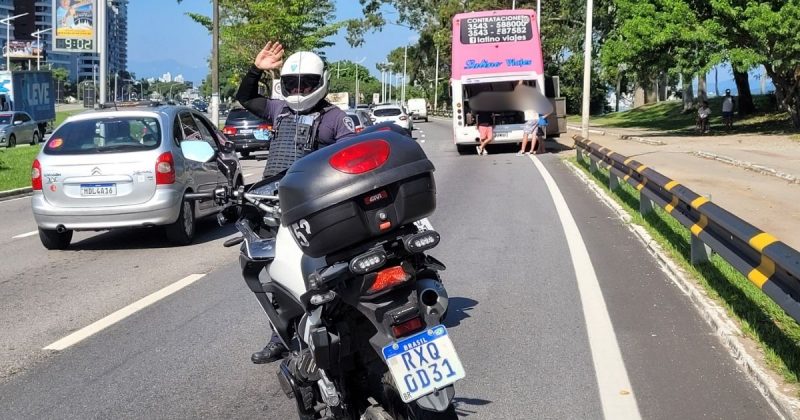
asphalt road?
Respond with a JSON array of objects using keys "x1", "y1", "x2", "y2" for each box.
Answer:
[{"x1": 0, "y1": 119, "x2": 777, "y2": 419}]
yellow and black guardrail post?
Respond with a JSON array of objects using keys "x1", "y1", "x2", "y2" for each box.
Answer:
[{"x1": 573, "y1": 135, "x2": 800, "y2": 324}]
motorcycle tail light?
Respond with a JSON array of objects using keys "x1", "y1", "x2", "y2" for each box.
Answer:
[
  {"x1": 392, "y1": 316, "x2": 424, "y2": 338},
  {"x1": 329, "y1": 139, "x2": 390, "y2": 174},
  {"x1": 367, "y1": 265, "x2": 411, "y2": 294}
]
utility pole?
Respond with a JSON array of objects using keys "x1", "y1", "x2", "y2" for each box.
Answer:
[
  {"x1": 434, "y1": 45, "x2": 440, "y2": 111},
  {"x1": 210, "y1": 0, "x2": 220, "y2": 125},
  {"x1": 389, "y1": 71, "x2": 393, "y2": 102},
  {"x1": 98, "y1": 3, "x2": 107, "y2": 104},
  {"x1": 32, "y1": 28, "x2": 52, "y2": 70},
  {"x1": 402, "y1": 44, "x2": 408, "y2": 105},
  {"x1": 114, "y1": 72, "x2": 118, "y2": 101},
  {"x1": 581, "y1": 0, "x2": 594, "y2": 139}
]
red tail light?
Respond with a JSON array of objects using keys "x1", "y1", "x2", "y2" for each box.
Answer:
[
  {"x1": 31, "y1": 159, "x2": 42, "y2": 190},
  {"x1": 355, "y1": 127, "x2": 364, "y2": 133},
  {"x1": 367, "y1": 265, "x2": 411, "y2": 294},
  {"x1": 392, "y1": 317, "x2": 424, "y2": 338},
  {"x1": 329, "y1": 139, "x2": 390, "y2": 174},
  {"x1": 257, "y1": 123, "x2": 272, "y2": 130},
  {"x1": 155, "y1": 152, "x2": 175, "y2": 185},
  {"x1": 222, "y1": 126, "x2": 237, "y2": 135}
]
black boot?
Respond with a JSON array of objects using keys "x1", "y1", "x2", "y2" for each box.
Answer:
[{"x1": 251, "y1": 341, "x2": 289, "y2": 364}]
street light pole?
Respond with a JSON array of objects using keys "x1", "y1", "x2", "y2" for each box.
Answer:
[
  {"x1": 2, "y1": 13, "x2": 29, "y2": 71},
  {"x1": 402, "y1": 44, "x2": 408, "y2": 105},
  {"x1": 211, "y1": 0, "x2": 220, "y2": 124},
  {"x1": 581, "y1": 0, "x2": 594, "y2": 139},
  {"x1": 31, "y1": 28, "x2": 52, "y2": 71},
  {"x1": 98, "y1": 3, "x2": 107, "y2": 104}
]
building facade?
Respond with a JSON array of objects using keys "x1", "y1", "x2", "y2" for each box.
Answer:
[{"x1": 4, "y1": 0, "x2": 127, "y2": 83}]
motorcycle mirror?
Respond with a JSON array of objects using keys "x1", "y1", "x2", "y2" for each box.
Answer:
[{"x1": 181, "y1": 140, "x2": 216, "y2": 163}]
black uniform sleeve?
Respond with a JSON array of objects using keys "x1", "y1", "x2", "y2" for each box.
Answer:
[{"x1": 235, "y1": 65, "x2": 272, "y2": 120}]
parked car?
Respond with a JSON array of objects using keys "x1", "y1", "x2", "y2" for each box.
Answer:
[
  {"x1": 0, "y1": 111, "x2": 42, "y2": 147},
  {"x1": 345, "y1": 109, "x2": 373, "y2": 134},
  {"x1": 370, "y1": 104, "x2": 413, "y2": 134},
  {"x1": 222, "y1": 108, "x2": 272, "y2": 158},
  {"x1": 31, "y1": 104, "x2": 243, "y2": 250}
]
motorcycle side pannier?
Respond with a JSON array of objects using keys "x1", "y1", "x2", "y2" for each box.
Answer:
[{"x1": 279, "y1": 131, "x2": 436, "y2": 258}]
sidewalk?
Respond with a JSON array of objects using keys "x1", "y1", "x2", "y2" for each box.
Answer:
[{"x1": 563, "y1": 125, "x2": 800, "y2": 250}]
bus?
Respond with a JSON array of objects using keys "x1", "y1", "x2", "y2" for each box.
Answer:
[{"x1": 451, "y1": 9, "x2": 566, "y2": 154}]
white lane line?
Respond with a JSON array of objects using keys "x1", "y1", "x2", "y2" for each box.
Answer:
[
  {"x1": 43, "y1": 273, "x2": 207, "y2": 351},
  {"x1": 12, "y1": 230, "x2": 38, "y2": 239},
  {"x1": 528, "y1": 154, "x2": 642, "y2": 419},
  {"x1": 0, "y1": 195, "x2": 32, "y2": 204}
]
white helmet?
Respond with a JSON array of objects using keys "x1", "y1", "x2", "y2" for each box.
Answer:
[{"x1": 280, "y1": 51, "x2": 329, "y2": 113}]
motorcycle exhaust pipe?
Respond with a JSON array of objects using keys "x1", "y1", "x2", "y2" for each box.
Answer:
[{"x1": 415, "y1": 278, "x2": 448, "y2": 326}]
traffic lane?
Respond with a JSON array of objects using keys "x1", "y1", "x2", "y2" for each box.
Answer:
[
  {"x1": 0, "y1": 263, "x2": 297, "y2": 419},
  {"x1": 422, "y1": 118, "x2": 774, "y2": 417},
  {"x1": 0, "y1": 196, "x2": 39, "y2": 245},
  {"x1": 0, "y1": 214, "x2": 240, "y2": 382},
  {"x1": 547, "y1": 158, "x2": 775, "y2": 419},
  {"x1": 419, "y1": 120, "x2": 603, "y2": 417}
]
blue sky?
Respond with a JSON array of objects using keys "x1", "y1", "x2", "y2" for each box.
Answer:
[{"x1": 128, "y1": 0, "x2": 417, "y2": 84}]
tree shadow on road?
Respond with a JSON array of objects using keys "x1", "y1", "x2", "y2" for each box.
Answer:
[{"x1": 444, "y1": 297, "x2": 478, "y2": 328}]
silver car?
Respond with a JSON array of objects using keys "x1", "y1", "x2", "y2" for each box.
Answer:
[
  {"x1": 1, "y1": 111, "x2": 42, "y2": 147},
  {"x1": 31, "y1": 105, "x2": 242, "y2": 249}
]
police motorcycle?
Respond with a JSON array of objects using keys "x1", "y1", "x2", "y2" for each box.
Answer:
[{"x1": 181, "y1": 126, "x2": 464, "y2": 419}]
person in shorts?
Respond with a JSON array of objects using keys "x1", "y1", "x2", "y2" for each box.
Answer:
[
  {"x1": 475, "y1": 111, "x2": 493, "y2": 155},
  {"x1": 518, "y1": 116, "x2": 538, "y2": 156}
]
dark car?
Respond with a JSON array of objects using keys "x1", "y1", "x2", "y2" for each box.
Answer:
[{"x1": 222, "y1": 108, "x2": 272, "y2": 158}]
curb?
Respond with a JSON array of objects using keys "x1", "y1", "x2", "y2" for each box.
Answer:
[
  {"x1": 567, "y1": 125, "x2": 667, "y2": 145},
  {"x1": 692, "y1": 151, "x2": 800, "y2": 185},
  {"x1": 0, "y1": 187, "x2": 32, "y2": 200},
  {"x1": 564, "y1": 158, "x2": 800, "y2": 420}
]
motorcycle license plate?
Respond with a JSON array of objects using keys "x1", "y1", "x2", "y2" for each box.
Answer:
[{"x1": 382, "y1": 325, "x2": 465, "y2": 403}]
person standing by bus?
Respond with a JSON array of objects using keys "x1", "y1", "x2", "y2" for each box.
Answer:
[{"x1": 476, "y1": 111, "x2": 493, "y2": 155}]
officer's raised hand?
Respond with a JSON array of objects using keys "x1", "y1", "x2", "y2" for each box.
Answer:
[{"x1": 254, "y1": 41, "x2": 284, "y2": 71}]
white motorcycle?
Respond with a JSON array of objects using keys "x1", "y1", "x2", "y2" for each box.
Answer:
[{"x1": 183, "y1": 127, "x2": 465, "y2": 419}]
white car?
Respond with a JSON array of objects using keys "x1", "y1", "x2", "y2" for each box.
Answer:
[
  {"x1": 406, "y1": 98, "x2": 428, "y2": 122},
  {"x1": 370, "y1": 104, "x2": 413, "y2": 134}
]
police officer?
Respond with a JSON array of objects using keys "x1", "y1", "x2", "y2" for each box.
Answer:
[
  {"x1": 235, "y1": 41, "x2": 356, "y2": 364},
  {"x1": 235, "y1": 41, "x2": 356, "y2": 177}
]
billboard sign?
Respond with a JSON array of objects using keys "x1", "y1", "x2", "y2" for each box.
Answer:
[
  {"x1": 52, "y1": 0, "x2": 97, "y2": 53},
  {"x1": 3, "y1": 40, "x2": 44, "y2": 59}
]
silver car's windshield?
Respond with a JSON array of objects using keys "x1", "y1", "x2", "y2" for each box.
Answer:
[{"x1": 44, "y1": 117, "x2": 162, "y2": 155}]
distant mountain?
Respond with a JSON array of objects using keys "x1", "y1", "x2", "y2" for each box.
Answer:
[{"x1": 128, "y1": 59, "x2": 208, "y2": 85}]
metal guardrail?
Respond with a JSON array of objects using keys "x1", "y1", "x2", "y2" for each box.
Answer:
[
  {"x1": 429, "y1": 110, "x2": 453, "y2": 118},
  {"x1": 573, "y1": 135, "x2": 800, "y2": 324}
]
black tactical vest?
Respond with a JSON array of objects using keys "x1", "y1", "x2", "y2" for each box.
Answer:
[{"x1": 262, "y1": 106, "x2": 334, "y2": 178}]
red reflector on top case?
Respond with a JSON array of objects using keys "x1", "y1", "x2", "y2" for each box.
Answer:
[{"x1": 329, "y1": 140, "x2": 390, "y2": 174}]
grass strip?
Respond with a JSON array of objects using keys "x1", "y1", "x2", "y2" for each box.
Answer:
[
  {"x1": 569, "y1": 155, "x2": 800, "y2": 392},
  {"x1": 0, "y1": 146, "x2": 41, "y2": 191}
]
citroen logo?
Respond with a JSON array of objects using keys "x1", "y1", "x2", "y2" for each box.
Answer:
[{"x1": 91, "y1": 167, "x2": 102, "y2": 176}]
